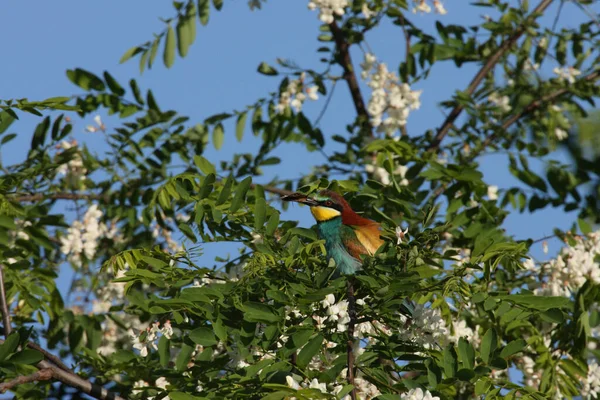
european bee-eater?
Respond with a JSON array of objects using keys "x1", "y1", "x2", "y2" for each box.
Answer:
[{"x1": 281, "y1": 190, "x2": 383, "y2": 275}]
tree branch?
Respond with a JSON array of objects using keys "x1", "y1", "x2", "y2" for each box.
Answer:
[
  {"x1": 428, "y1": 0, "x2": 555, "y2": 152},
  {"x1": 329, "y1": 21, "x2": 373, "y2": 136},
  {"x1": 0, "y1": 264, "x2": 12, "y2": 337},
  {"x1": 0, "y1": 368, "x2": 54, "y2": 393},
  {"x1": 479, "y1": 70, "x2": 600, "y2": 155}
]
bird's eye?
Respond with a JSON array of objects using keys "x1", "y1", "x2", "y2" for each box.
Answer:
[{"x1": 325, "y1": 200, "x2": 333, "y2": 207}]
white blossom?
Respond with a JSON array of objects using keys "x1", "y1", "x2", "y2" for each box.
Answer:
[
  {"x1": 361, "y1": 53, "x2": 422, "y2": 136},
  {"x1": 583, "y1": 361, "x2": 600, "y2": 399},
  {"x1": 275, "y1": 73, "x2": 318, "y2": 114},
  {"x1": 400, "y1": 304, "x2": 449, "y2": 348},
  {"x1": 413, "y1": 0, "x2": 432, "y2": 13},
  {"x1": 361, "y1": 3, "x2": 375, "y2": 18},
  {"x1": 554, "y1": 127, "x2": 568, "y2": 141},
  {"x1": 487, "y1": 185, "x2": 499, "y2": 200},
  {"x1": 534, "y1": 232, "x2": 600, "y2": 297},
  {"x1": 55, "y1": 140, "x2": 88, "y2": 185},
  {"x1": 401, "y1": 388, "x2": 440, "y2": 400},
  {"x1": 488, "y1": 92, "x2": 512, "y2": 113},
  {"x1": 553, "y1": 66, "x2": 582, "y2": 84},
  {"x1": 396, "y1": 226, "x2": 409, "y2": 245},
  {"x1": 433, "y1": 0, "x2": 447, "y2": 14},
  {"x1": 307, "y1": 0, "x2": 348, "y2": 24},
  {"x1": 60, "y1": 204, "x2": 112, "y2": 267}
]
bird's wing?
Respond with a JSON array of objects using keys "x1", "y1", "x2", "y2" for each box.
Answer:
[{"x1": 340, "y1": 223, "x2": 384, "y2": 259}]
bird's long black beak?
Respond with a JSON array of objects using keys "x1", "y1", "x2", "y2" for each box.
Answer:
[{"x1": 281, "y1": 192, "x2": 319, "y2": 206}]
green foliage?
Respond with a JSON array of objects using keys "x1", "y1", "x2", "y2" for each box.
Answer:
[{"x1": 1, "y1": 0, "x2": 600, "y2": 399}]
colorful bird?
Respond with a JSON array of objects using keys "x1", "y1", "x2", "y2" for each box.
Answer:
[{"x1": 281, "y1": 190, "x2": 384, "y2": 275}]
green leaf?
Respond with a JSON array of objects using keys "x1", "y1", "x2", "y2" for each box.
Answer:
[
  {"x1": 169, "y1": 393, "x2": 205, "y2": 400},
  {"x1": 265, "y1": 212, "x2": 280, "y2": 236},
  {"x1": 297, "y1": 334, "x2": 323, "y2": 369},
  {"x1": 164, "y1": 25, "x2": 176, "y2": 68},
  {"x1": 443, "y1": 344, "x2": 457, "y2": 378},
  {"x1": 175, "y1": 343, "x2": 194, "y2": 371},
  {"x1": 480, "y1": 328, "x2": 498, "y2": 364},
  {"x1": 458, "y1": 337, "x2": 475, "y2": 369},
  {"x1": 0, "y1": 111, "x2": 16, "y2": 134},
  {"x1": 475, "y1": 378, "x2": 492, "y2": 395},
  {"x1": 497, "y1": 294, "x2": 571, "y2": 310},
  {"x1": 9, "y1": 349, "x2": 43, "y2": 365},
  {"x1": 0, "y1": 332, "x2": 20, "y2": 361},
  {"x1": 189, "y1": 327, "x2": 218, "y2": 346},
  {"x1": 176, "y1": 18, "x2": 192, "y2": 57},
  {"x1": 257, "y1": 62, "x2": 278, "y2": 76},
  {"x1": 254, "y1": 198, "x2": 267, "y2": 230},
  {"x1": 212, "y1": 123, "x2": 224, "y2": 150},
  {"x1": 120, "y1": 46, "x2": 143, "y2": 64},
  {"x1": 66, "y1": 68, "x2": 105, "y2": 91},
  {"x1": 194, "y1": 155, "x2": 216, "y2": 175},
  {"x1": 236, "y1": 112, "x2": 247, "y2": 142},
  {"x1": 198, "y1": 0, "x2": 210, "y2": 25},
  {"x1": 230, "y1": 176, "x2": 252, "y2": 213},
  {"x1": 103, "y1": 71, "x2": 125, "y2": 96},
  {"x1": 242, "y1": 302, "x2": 280, "y2": 323},
  {"x1": 499, "y1": 339, "x2": 527, "y2": 358},
  {"x1": 158, "y1": 335, "x2": 170, "y2": 367},
  {"x1": 31, "y1": 116, "x2": 50, "y2": 149},
  {"x1": 178, "y1": 223, "x2": 197, "y2": 243}
]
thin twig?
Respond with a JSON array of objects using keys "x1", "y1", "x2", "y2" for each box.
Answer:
[
  {"x1": 480, "y1": 70, "x2": 600, "y2": 152},
  {"x1": 0, "y1": 265, "x2": 11, "y2": 337},
  {"x1": 428, "y1": 0, "x2": 555, "y2": 152},
  {"x1": 314, "y1": 80, "x2": 338, "y2": 127},
  {"x1": 0, "y1": 368, "x2": 54, "y2": 393},
  {"x1": 329, "y1": 20, "x2": 373, "y2": 136},
  {"x1": 346, "y1": 278, "x2": 357, "y2": 400}
]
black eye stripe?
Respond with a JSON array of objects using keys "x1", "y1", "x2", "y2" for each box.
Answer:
[{"x1": 320, "y1": 200, "x2": 342, "y2": 212}]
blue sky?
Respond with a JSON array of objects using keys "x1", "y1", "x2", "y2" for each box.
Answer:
[{"x1": 1, "y1": 1, "x2": 593, "y2": 290}]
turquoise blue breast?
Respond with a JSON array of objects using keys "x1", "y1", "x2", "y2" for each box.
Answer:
[{"x1": 316, "y1": 217, "x2": 361, "y2": 275}]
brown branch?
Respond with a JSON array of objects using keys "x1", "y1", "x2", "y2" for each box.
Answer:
[
  {"x1": 0, "y1": 368, "x2": 54, "y2": 393},
  {"x1": 0, "y1": 265, "x2": 11, "y2": 337},
  {"x1": 36, "y1": 360, "x2": 125, "y2": 400},
  {"x1": 346, "y1": 278, "x2": 357, "y2": 400},
  {"x1": 329, "y1": 21, "x2": 372, "y2": 136},
  {"x1": 25, "y1": 341, "x2": 75, "y2": 375},
  {"x1": 428, "y1": 0, "x2": 555, "y2": 152}
]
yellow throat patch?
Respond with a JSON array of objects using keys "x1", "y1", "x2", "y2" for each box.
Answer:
[{"x1": 310, "y1": 206, "x2": 341, "y2": 222}]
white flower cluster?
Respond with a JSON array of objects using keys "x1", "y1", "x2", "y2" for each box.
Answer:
[
  {"x1": 56, "y1": 140, "x2": 87, "y2": 186},
  {"x1": 365, "y1": 163, "x2": 409, "y2": 186},
  {"x1": 286, "y1": 370, "x2": 381, "y2": 399},
  {"x1": 133, "y1": 377, "x2": 170, "y2": 400},
  {"x1": 60, "y1": 204, "x2": 117, "y2": 267},
  {"x1": 401, "y1": 388, "x2": 440, "y2": 400},
  {"x1": 449, "y1": 319, "x2": 480, "y2": 346},
  {"x1": 582, "y1": 360, "x2": 600, "y2": 399},
  {"x1": 412, "y1": 0, "x2": 447, "y2": 14},
  {"x1": 361, "y1": 53, "x2": 422, "y2": 136},
  {"x1": 320, "y1": 294, "x2": 351, "y2": 332},
  {"x1": 131, "y1": 320, "x2": 173, "y2": 357},
  {"x1": 550, "y1": 105, "x2": 570, "y2": 141},
  {"x1": 518, "y1": 356, "x2": 542, "y2": 389},
  {"x1": 532, "y1": 231, "x2": 600, "y2": 298},
  {"x1": 553, "y1": 66, "x2": 582, "y2": 84},
  {"x1": 399, "y1": 304, "x2": 449, "y2": 348},
  {"x1": 488, "y1": 92, "x2": 512, "y2": 113},
  {"x1": 276, "y1": 73, "x2": 319, "y2": 114},
  {"x1": 85, "y1": 115, "x2": 106, "y2": 133},
  {"x1": 307, "y1": 0, "x2": 348, "y2": 24}
]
